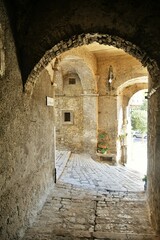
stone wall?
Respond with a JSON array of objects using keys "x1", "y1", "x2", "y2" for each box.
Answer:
[
  {"x1": 0, "y1": 3, "x2": 55, "y2": 239},
  {"x1": 55, "y1": 68, "x2": 84, "y2": 152},
  {"x1": 98, "y1": 96, "x2": 117, "y2": 154},
  {"x1": 147, "y1": 75, "x2": 160, "y2": 232},
  {"x1": 82, "y1": 94, "x2": 98, "y2": 156},
  {"x1": 55, "y1": 98, "x2": 84, "y2": 153},
  {"x1": 54, "y1": 49, "x2": 98, "y2": 154}
]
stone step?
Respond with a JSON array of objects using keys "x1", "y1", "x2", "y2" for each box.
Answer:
[
  {"x1": 23, "y1": 154, "x2": 158, "y2": 240},
  {"x1": 93, "y1": 231, "x2": 159, "y2": 240},
  {"x1": 23, "y1": 229, "x2": 159, "y2": 240},
  {"x1": 50, "y1": 230, "x2": 160, "y2": 240}
]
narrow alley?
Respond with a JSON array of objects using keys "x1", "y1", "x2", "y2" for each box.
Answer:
[{"x1": 22, "y1": 153, "x2": 159, "y2": 240}]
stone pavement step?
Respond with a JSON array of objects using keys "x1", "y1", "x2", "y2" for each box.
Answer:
[
  {"x1": 93, "y1": 232, "x2": 159, "y2": 239},
  {"x1": 22, "y1": 153, "x2": 159, "y2": 240},
  {"x1": 23, "y1": 184, "x2": 159, "y2": 240}
]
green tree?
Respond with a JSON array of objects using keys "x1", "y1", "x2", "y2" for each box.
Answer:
[
  {"x1": 140, "y1": 98, "x2": 148, "y2": 111},
  {"x1": 131, "y1": 109, "x2": 147, "y2": 133}
]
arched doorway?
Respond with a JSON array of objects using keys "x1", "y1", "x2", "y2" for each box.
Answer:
[
  {"x1": 117, "y1": 77, "x2": 148, "y2": 166},
  {"x1": 127, "y1": 89, "x2": 148, "y2": 175}
]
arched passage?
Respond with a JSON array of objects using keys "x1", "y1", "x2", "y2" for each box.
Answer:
[
  {"x1": 22, "y1": 33, "x2": 160, "y2": 233},
  {"x1": 2, "y1": 0, "x2": 160, "y2": 237},
  {"x1": 24, "y1": 33, "x2": 159, "y2": 96},
  {"x1": 117, "y1": 77, "x2": 148, "y2": 165}
]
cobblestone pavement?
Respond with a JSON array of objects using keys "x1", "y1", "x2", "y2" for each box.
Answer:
[
  {"x1": 23, "y1": 153, "x2": 159, "y2": 240},
  {"x1": 58, "y1": 153, "x2": 144, "y2": 192},
  {"x1": 56, "y1": 151, "x2": 71, "y2": 179}
]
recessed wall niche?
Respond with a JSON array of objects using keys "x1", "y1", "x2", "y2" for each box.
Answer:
[{"x1": 63, "y1": 72, "x2": 83, "y2": 96}]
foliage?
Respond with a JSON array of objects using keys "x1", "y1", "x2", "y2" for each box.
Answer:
[
  {"x1": 140, "y1": 98, "x2": 148, "y2": 111},
  {"x1": 142, "y1": 175, "x2": 147, "y2": 182},
  {"x1": 131, "y1": 109, "x2": 147, "y2": 134},
  {"x1": 97, "y1": 131, "x2": 110, "y2": 154},
  {"x1": 130, "y1": 95, "x2": 147, "y2": 134}
]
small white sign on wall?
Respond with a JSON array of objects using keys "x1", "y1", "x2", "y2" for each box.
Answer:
[{"x1": 46, "y1": 96, "x2": 54, "y2": 106}]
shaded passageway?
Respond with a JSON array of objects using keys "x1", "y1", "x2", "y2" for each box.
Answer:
[
  {"x1": 22, "y1": 153, "x2": 159, "y2": 240},
  {"x1": 2, "y1": 1, "x2": 160, "y2": 238}
]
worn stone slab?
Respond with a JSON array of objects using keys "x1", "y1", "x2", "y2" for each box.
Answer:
[{"x1": 22, "y1": 153, "x2": 159, "y2": 240}]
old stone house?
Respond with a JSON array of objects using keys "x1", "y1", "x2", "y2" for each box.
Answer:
[{"x1": 1, "y1": 0, "x2": 160, "y2": 239}]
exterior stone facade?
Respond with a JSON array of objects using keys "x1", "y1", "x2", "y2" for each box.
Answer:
[{"x1": 54, "y1": 46, "x2": 147, "y2": 160}]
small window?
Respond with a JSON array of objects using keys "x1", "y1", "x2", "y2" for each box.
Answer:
[
  {"x1": 69, "y1": 78, "x2": 76, "y2": 85},
  {"x1": 62, "y1": 110, "x2": 73, "y2": 124},
  {"x1": 64, "y1": 112, "x2": 71, "y2": 122}
]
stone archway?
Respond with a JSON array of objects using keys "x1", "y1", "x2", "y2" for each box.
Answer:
[
  {"x1": 58, "y1": 54, "x2": 97, "y2": 94},
  {"x1": 24, "y1": 33, "x2": 160, "y2": 97},
  {"x1": 117, "y1": 77, "x2": 148, "y2": 165},
  {"x1": 24, "y1": 33, "x2": 160, "y2": 232}
]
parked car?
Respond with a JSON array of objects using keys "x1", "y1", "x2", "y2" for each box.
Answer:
[{"x1": 132, "y1": 131, "x2": 147, "y2": 139}]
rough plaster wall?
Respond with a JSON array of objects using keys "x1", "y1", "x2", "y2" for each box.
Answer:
[
  {"x1": 55, "y1": 96, "x2": 84, "y2": 152},
  {"x1": 147, "y1": 81, "x2": 160, "y2": 233},
  {"x1": 82, "y1": 94, "x2": 98, "y2": 156},
  {"x1": 0, "y1": 4, "x2": 55, "y2": 239},
  {"x1": 98, "y1": 96, "x2": 117, "y2": 154},
  {"x1": 55, "y1": 56, "x2": 98, "y2": 154},
  {"x1": 55, "y1": 71, "x2": 84, "y2": 152},
  {"x1": 154, "y1": 92, "x2": 160, "y2": 232}
]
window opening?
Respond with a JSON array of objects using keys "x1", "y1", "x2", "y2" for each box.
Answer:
[
  {"x1": 64, "y1": 112, "x2": 71, "y2": 122},
  {"x1": 62, "y1": 110, "x2": 73, "y2": 124},
  {"x1": 69, "y1": 78, "x2": 76, "y2": 84}
]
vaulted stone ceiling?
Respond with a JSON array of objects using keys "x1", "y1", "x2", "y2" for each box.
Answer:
[
  {"x1": 59, "y1": 43, "x2": 147, "y2": 78},
  {"x1": 86, "y1": 43, "x2": 126, "y2": 57},
  {"x1": 4, "y1": 0, "x2": 160, "y2": 83}
]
